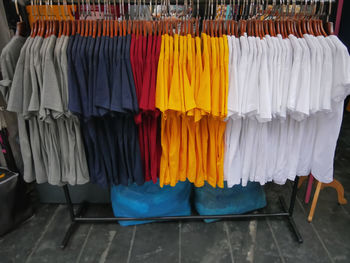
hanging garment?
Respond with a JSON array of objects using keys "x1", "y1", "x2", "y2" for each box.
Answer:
[
  {"x1": 66, "y1": 24, "x2": 144, "y2": 187},
  {"x1": 156, "y1": 31, "x2": 228, "y2": 188},
  {"x1": 5, "y1": 27, "x2": 89, "y2": 186},
  {"x1": 223, "y1": 32, "x2": 350, "y2": 187}
]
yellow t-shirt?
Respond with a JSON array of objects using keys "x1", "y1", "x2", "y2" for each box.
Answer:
[
  {"x1": 163, "y1": 34, "x2": 170, "y2": 113},
  {"x1": 183, "y1": 34, "x2": 196, "y2": 114},
  {"x1": 155, "y1": 34, "x2": 165, "y2": 112},
  {"x1": 196, "y1": 33, "x2": 211, "y2": 115},
  {"x1": 168, "y1": 34, "x2": 182, "y2": 112},
  {"x1": 211, "y1": 36, "x2": 220, "y2": 117},
  {"x1": 193, "y1": 35, "x2": 203, "y2": 122},
  {"x1": 223, "y1": 34, "x2": 229, "y2": 118},
  {"x1": 218, "y1": 35, "x2": 225, "y2": 118},
  {"x1": 159, "y1": 35, "x2": 170, "y2": 187}
]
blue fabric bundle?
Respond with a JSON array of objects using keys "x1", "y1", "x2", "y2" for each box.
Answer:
[
  {"x1": 111, "y1": 180, "x2": 192, "y2": 226},
  {"x1": 194, "y1": 182, "x2": 266, "y2": 223}
]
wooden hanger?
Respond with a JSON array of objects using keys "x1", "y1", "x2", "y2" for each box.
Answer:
[
  {"x1": 259, "y1": 20, "x2": 264, "y2": 38},
  {"x1": 84, "y1": 18, "x2": 89, "y2": 37},
  {"x1": 44, "y1": 20, "x2": 50, "y2": 38},
  {"x1": 219, "y1": 20, "x2": 222, "y2": 37},
  {"x1": 30, "y1": 1, "x2": 38, "y2": 37},
  {"x1": 256, "y1": 19, "x2": 261, "y2": 38},
  {"x1": 240, "y1": 20, "x2": 246, "y2": 36},
  {"x1": 276, "y1": 19, "x2": 281, "y2": 35},
  {"x1": 123, "y1": 19, "x2": 126, "y2": 36},
  {"x1": 295, "y1": 18, "x2": 302, "y2": 37},
  {"x1": 81, "y1": 17, "x2": 86, "y2": 36},
  {"x1": 53, "y1": 19, "x2": 58, "y2": 36},
  {"x1": 292, "y1": 19, "x2": 299, "y2": 37},
  {"x1": 318, "y1": 19, "x2": 327, "y2": 37},
  {"x1": 233, "y1": 21, "x2": 237, "y2": 37},
  {"x1": 92, "y1": 20, "x2": 97, "y2": 38},
  {"x1": 269, "y1": 20, "x2": 276, "y2": 37},
  {"x1": 62, "y1": 2, "x2": 68, "y2": 37},
  {"x1": 72, "y1": 19, "x2": 76, "y2": 35},
  {"x1": 102, "y1": 18, "x2": 107, "y2": 36},
  {"x1": 128, "y1": 19, "x2": 132, "y2": 35},
  {"x1": 227, "y1": 20, "x2": 231, "y2": 36},
  {"x1": 118, "y1": 20, "x2": 122, "y2": 37},
  {"x1": 112, "y1": 20, "x2": 115, "y2": 37},
  {"x1": 210, "y1": 20, "x2": 214, "y2": 37}
]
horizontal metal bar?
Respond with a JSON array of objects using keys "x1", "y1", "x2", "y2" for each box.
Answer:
[
  {"x1": 73, "y1": 212, "x2": 290, "y2": 222},
  {"x1": 25, "y1": 0, "x2": 336, "y2": 6}
]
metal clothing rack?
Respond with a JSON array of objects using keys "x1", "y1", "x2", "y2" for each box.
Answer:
[
  {"x1": 25, "y1": 0, "x2": 341, "y2": 250},
  {"x1": 60, "y1": 176, "x2": 303, "y2": 249}
]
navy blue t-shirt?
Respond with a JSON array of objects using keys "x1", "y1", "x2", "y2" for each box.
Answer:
[
  {"x1": 68, "y1": 35, "x2": 83, "y2": 116},
  {"x1": 110, "y1": 35, "x2": 123, "y2": 112},
  {"x1": 125, "y1": 34, "x2": 139, "y2": 113},
  {"x1": 94, "y1": 36, "x2": 110, "y2": 115},
  {"x1": 92, "y1": 35, "x2": 101, "y2": 117}
]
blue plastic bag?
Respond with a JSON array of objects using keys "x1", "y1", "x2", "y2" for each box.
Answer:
[
  {"x1": 194, "y1": 182, "x2": 266, "y2": 223},
  {"x1": 111, "y1": 180, "x2": 192, "y2": 226}
]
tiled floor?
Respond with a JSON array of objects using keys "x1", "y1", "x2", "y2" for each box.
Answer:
[{"x1": 1, "y1": 111, "x2": 350, "y2": 263}]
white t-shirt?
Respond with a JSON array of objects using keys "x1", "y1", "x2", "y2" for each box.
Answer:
[
  {"x1": 265, "y1": 35, "x2": 277, "y2": 118},
  {"x1": 311, "y1": 35, "x2": 350, "y2": 183},
  {"x1": 227, "y1": 36, "x2": 240, "y2": 118},
  {"x1": 273, "y1": 119, "x2": 289, "y2": 184},
  {"x1": 224, "y1": 118, "x2": 243, "y2": 187},
  {"x1": 329, "y1": 35, "x2": 350, "y2": 102},
  {"x1": 303, "y1": 34, "x2": 318, "y2": 115},
  {"x1": 287, "y1": 35, "x2": 302, "y2": 117},
  {"x1": 238, "y1": 33, "x2": 249, "y2": 117},
  {"x1": 244, "y1": 36, "x2": 258, "y2": 116},
  {"x1": 317, "y1": 35, "x2": 333, "y2": 113},
  {"x1": 256, "y1": 37, "x2": 272, "y2": 122},
  {"x1": 293, "y1": 37, "x2": 311, "y2": 121},
  {"x1": 280, "y1": 37, "x2": 292, "y2": 119}
]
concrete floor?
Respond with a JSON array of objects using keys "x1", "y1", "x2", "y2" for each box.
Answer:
[{"x1": 1, "y1": 111, "x2": 350, "y2": 263}]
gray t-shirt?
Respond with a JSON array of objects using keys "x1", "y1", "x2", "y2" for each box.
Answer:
[
  {"x1": 22, "y1": 37, "x2": 35, "y2": 119},
  {"x1": 0, "y1": 35, "x2": 26, "y2": 101},
  {"x1": 28, "y1": 36, "x2": 43, "y2": 112},
  {"x1": 6, "y1": 37, "x2": 30, "y2": 113},
  {"x1": 42, "y1": 35, "x2": 64, "y2": 119},
  {"x1": 5, "y1": 37, "x2": 36, "y2": 182}
]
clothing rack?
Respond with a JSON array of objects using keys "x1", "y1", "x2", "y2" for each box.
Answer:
[
  {"x1": 60, "y1": 176, "x2": 303, "y2": 249},
  {"x1": 21, "y1": 0, "x2": 342, "y2": 250}
]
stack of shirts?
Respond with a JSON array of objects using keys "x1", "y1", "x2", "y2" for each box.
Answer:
[
  {"x1": 5, "y1": 31, "x2": 89, "y2": 185},
  {"x1": 67, "y1": 21, "x2": 143, "y2": 187},
  {"x1": 156, "y1": 30, "x2": 229, "y2": 188},
  {"x1": 130, "y1": 26, "x2": 162, "y2": 184},
  {"x1": 224, "y1": 33, "x2": 350, "y2": 187}
]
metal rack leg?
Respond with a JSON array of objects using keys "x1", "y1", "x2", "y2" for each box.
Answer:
[
  {"x1": 63, "y1": 185, "x2": 75, "y2": 220},
  {"x1": 289, "y1": 176, "x2": 299, "y2": 216},
  {"x1": 279, "y1": 177, "x2": 303, "y2": 244},
  {"x1": 61, "y1": 185, "x2": 88, "y2": 249}
]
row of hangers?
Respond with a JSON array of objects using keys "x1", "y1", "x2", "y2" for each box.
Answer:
[{"x1": 24, "y1": 0, "x2": 336, "y2": 39}]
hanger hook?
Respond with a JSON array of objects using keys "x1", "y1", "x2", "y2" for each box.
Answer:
[
  {"x1": 15, "y1": 0, "x2": 23, "y2": 22},
  {"x1": 326, "y1": 0, "x2": 332, "y2": 22}
]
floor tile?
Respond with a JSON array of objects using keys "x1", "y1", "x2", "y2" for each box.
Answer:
[{"x1": 128, "y1": 222, "x2": 179, "y2": 263}]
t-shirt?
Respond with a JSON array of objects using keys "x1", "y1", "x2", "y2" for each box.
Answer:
[{"x1": 0, "y1": 35, "x2": 26, "y2": 101}]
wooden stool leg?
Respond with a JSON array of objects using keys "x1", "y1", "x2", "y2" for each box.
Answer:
[
  {"x1": 308, "y1": 181, "x2": 322, "y2": 222},
  {"x1": 298, "y1": 175, "x2": 308, "y2": 189},
  {"x1": 321, "y1": 179, "x2": 347, "y2": 205},
  {"x1": 305, "y1": 174, "x2": 314, "y2": 204}
]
